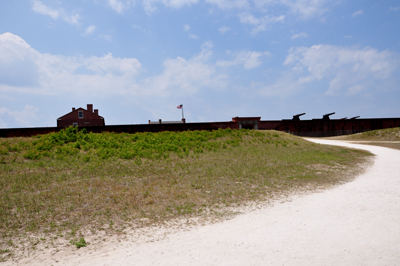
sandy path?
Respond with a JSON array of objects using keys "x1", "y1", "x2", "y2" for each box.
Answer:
[{"x1": 16, "y1": 140, "x2": 400, "y2": 265}]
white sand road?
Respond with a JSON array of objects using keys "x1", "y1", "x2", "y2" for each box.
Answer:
[{"x1": 11, "y1": 139, "x2": 400, "y2": 265}]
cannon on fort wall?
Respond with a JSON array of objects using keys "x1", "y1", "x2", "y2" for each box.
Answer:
[
  {"x1": 292, "y1": 113, "x2": 306, "y2": 121},
  {"x1": 322, "y1": 112, "x2": 335, "y2": 120}
]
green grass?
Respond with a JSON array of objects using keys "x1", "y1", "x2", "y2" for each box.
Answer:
[
  {"x1": 69, "y1": 237, "x2": 87, "y2": 249},
  {"x1": 344, "y1": 127, "x2": 400, "y2": 141},
  {"x1": 328, "y1": 127, "x2": 400, "y2": 150},
  {"x1": 0, "y1": 128, "x2": 371, "y2": 260}
]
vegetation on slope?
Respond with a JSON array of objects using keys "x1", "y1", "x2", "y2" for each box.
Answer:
[
  {"x1": 0, "y1": 128, "x2": 370, "y2": 260},
  {"x1": 329, "y1": 127, "x2": 400, "y2": 150},
  {"x1": 345, "y1": 127, "x2": 400, "y2": 141}
]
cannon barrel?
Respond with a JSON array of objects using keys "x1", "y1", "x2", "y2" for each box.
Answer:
[
  {"x1": 294, "y1": 113, "x2": 306, "y2": 117},
  {"x1": 322, "y1": 112, "x2": 335, "y2": 120},
  {"x1": 350, "y1": 116, "x2": 360, "y2": 120},
  {"x1": 323, "y1": 112, "x2": 335, "y2": 117},
  {"x1": 292, "y1": 113, "x2": 306, "y2": 121}
]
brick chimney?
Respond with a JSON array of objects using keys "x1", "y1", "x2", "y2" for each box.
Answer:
[
  {"x1": 94, "y1": 109, "x2": 99, "y2": 115},
  {"x1": 72, "y1": 107, "x2": 75, "y2": 111},
  {"x1": 87, "y1": 104, "x2": 93, "y2": 113}
]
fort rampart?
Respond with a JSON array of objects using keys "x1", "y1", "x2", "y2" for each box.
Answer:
[{"x1": 1, "y1": 117, "x2": 399, "y2": 138}]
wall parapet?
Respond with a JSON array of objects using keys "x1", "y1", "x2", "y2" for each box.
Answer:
[{"x1": 1, "y1": 117, "x2": 399, "y2": 138}]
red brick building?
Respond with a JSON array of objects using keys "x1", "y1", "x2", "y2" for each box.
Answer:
[{"x1": 57, "y1": 104, "x2": 105, "y2": 127}]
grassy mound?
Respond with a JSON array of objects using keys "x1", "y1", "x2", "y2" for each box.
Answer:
[
  {"x1": 329, "y1": 127, "x2": 400, "y2": 150},
  {"x1": 345, "y1": 127, "x2": 400, "y2": 141},
  {"x1": 0, "y1": 128, "x2": 370, "y2": 260}
]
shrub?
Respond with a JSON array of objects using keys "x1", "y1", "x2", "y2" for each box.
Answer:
[{"x1": 17, "y1": 127, "x2": 251, "y2": 162}]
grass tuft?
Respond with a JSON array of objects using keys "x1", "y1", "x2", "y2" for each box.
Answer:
[{"x1": 69, "y1": 238, "x2": 87, "y2": 249}]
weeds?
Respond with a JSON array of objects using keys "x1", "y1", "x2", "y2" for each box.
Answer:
[
  {"x1": 70, "y1": 238, "x2": 87, "y2": 248},
  {"x1": 12, "y1": 126, "x2": 244, "y2": 161}
]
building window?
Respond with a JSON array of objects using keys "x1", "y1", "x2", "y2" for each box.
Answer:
[
  {"x1": 78, "y1": 111, "x2": 83, "y2": 119},
  {"x1": 73, "y1": 123, "x2": 78, "y2": 127}
]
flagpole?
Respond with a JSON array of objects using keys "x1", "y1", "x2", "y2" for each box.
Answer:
[{"x1": 182, "y1": 105, "x2": 184, "y2": 119}]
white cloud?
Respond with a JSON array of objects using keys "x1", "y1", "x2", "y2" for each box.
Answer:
[
  {"x1": 283, "y1": 44, "x2": 400, "y2": 95},
  {"x1": 183, "y1": 24, "x2": 199, "y2": 39},
  {"x1": 142, "y1": 0, "x2": 331, "y2": 26},
  {"x1": 0, "y1": 33, "x2": 230, "y2": 100},
  {"x1": 291, "y1": 32, "x2": 308, "y2": 39},
  {"x1": 143, "y1": 0, "x2": 199, "y2": 13},
  {"x1": 239, "y1": 13, "x2": 285, "y2": 33},
  {"x1": 63, "y1": 13, "x2": 81, "y2": 26},
  {"x1": 192, "y1": 41, "x2": 213, "y2": 61},
  {"x1": 217, "y1": 51, "x2": 270, "y2": 69},
  {"x1": 280, "y1": 0, "x2": 330, "y2": 19},
  {"x1": 0, "y1": 32, "x2": 31, "y2": 49},
  {"x1": 346, "y1": 84, "x2": 365, "y2": 96},
  {"x1": 31, "y1": 0, "x2": 80, "y2": 26},
  {"x1": 143, "y1": 43, "x2": 227, "y2": 97},
  {"x1": 351, "y1": 9, "x2": 363, "y2": 18},
  {"x1": 252, "y1": 0, "x2": 330, "y2": 20},
  {"x1": 140, "y1": 41, "x2": 226, "y2": 98},
  {"x1": 0, "y1": 105, "x2": 40, "y2": 128},
  {"x1": 83, "y1": 25, "x2": 96, "y2": 36},
  {"x1": 108, "y1": 0, "x2": 125, "y2": 13},
  {"x1": 144, "y1": 57, "x2": 224, "y2": 96},
  {"x1": 0, "y1": 32, "x2": 141, "y2": 96},
  {"x1": 389, "y1": 6, "x2": 400, "y2": 11},
  {"x1": 143, "y1": 0, "x2": 247, "y2": 14},
  {"x1": 84, "y1": 52, "x2": 142, "y2": 76},
  {"x1": 189, "y1": 34, "x2": 199, "y2": 40},
  {"x1": 31, "y1": 0, "x2": 59, "y2": 19},
  {"x1": 0, "y1": 33, "x2": 39, "y2": 88},
  {"x1": 99, "y1": 34, "x2": 113, "y2": 41},
  {"x1": 163, "y1": 0, "x2": 199, "y2": 8},
  {"x1": 218, "y1": 26, "x2": 231, "y2": 34},
  {"x1": 205, "y1": 0, "x2": 249, "y2": 9}
]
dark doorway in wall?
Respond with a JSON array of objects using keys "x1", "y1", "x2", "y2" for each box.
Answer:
[{"x1": 242, "y1": 124, "x2": 254, "y2": 130}]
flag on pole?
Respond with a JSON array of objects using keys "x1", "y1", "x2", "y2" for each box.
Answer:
[{"x1": 177, "y1": 104, "x2": 184, "y2": 119}]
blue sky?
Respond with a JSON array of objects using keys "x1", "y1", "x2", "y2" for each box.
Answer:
[{"x1": 0, "y1": 0, "x2": 399, "y2": 128}]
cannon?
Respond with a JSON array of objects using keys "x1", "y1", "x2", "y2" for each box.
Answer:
[
  {"x1": 322, "y1": 112, "x2": 335, "y2": 120},
  {"x1": 350, "y1": 116, "x2": 360, "y2": 120},
  {"x1": 292, "y1": 113, "x2": 306, "y2": 121}
]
